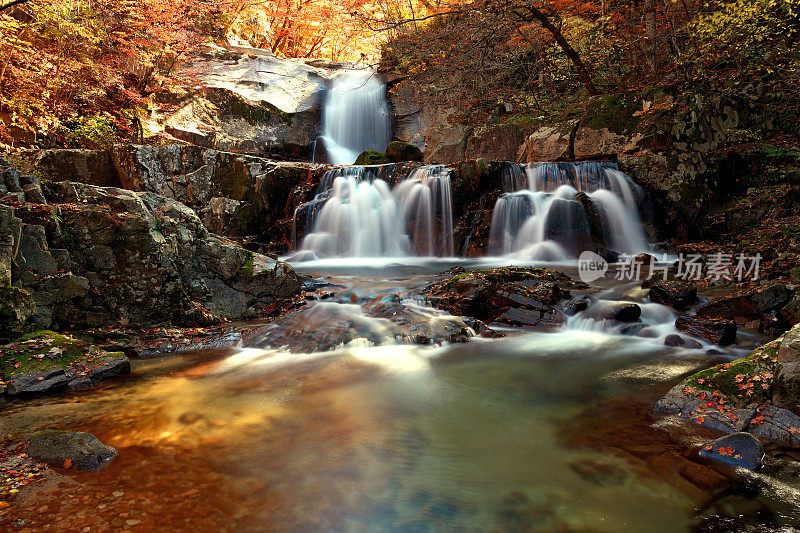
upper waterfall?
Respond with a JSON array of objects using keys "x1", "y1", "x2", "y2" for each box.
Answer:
[{"x1": 316, "y1": 70, "x2": 392, "y2": 165}]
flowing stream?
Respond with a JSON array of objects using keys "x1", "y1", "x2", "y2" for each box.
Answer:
[{"x1": 2, "y1": 263, "x2": 799, "y2": 532}]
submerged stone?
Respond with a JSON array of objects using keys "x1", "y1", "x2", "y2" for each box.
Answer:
[{"x1": 699, "y1": 433, "x2": 763, "y2": 470}]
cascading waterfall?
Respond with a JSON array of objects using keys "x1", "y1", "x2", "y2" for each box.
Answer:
[
  {"x1": 488, "y1": 162, "x2": 651, "y2": 259},
  {"x1": 315, "y1": 70, "x2": 392, "y2": 165},
  {"x1": 293, "y1": 165, "x2": 455, "y2": 260},
  {"x1": 395, "y1": 166, "x2": 454, "y2": 257}
]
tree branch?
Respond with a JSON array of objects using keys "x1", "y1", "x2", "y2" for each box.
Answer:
[{"x1": 0, "y1": 0, "x2": 29, "y2": 13}]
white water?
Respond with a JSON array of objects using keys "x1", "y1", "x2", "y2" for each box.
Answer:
[
  {"x1": 316, "y1": 70, "x2": 391, "y2": 165},
  {"x1": 294, "y1": 165, "x2": 455, "y2": 260},
  {"x1": 488, "y1": 163, "x2": 651, "y2": 259}
]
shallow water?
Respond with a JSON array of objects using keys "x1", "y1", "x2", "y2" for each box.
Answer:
[{"x1": 1, "y1": 262, "x2": 798, "y2": 532}]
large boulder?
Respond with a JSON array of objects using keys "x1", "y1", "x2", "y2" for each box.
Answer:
[
  {"x1": 156, "y1": 45, "x2": 343, "y2": 158},
  {"x1": 2, "y1": 172, "x2": 300, "y2": 330},
  {"x1": 26, "y1": 430, "x2": 116, "y2": 471},
  {"x1": 421, "y1": 267, "x2": 586, "y2": 329},
  {"x1": 386, "y1": 141, "x2": 423, "y2": 163},
  {"x1": 696, "y1": 284, "x2": 795, "y2": 322},
  {"x1": 675, "y1": 315, "x2": 736, "y2": 346},
  {"x1": 646, "y1": 280, "x2": 698, "y2": 309}
]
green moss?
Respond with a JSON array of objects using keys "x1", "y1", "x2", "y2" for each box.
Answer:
[
  {"x1": 583, "y1": 93, "x2": 643, "y2": 134},
  {"x1": 1, "y1": 330, "x2": 122, "y2": 379},
  {"x1": 683, "y1": 341, "x2": 780, "y2": 406},
  {"x1": 239, "y1": 250, "x2": 255, "y2": 279},
  {"x1": 354, "y1": 151, "x2": 389, "y2": 165}
]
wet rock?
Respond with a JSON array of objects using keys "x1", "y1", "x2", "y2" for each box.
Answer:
[
  {"x1": 26, "y1": 430, "x2": 116, "y2": 471},
  {"x1": 664, "y1": 334, "x2": 703, "y2": 349},
  {"x1": 564, "y1": 295, "x2": 594, "y2": 316},
  {"x1": 646, "y1": 280, "x2": 697, "y2": 309},
  {"x1": 423, "y1": 267, "x2": 585, "y2": 329},
  {"x1": 675, "y1": 315, "x2": 736, "y2": 346},
  {"x1": 386, "y1": 141, "x2": 423, "y2": 163},
  {"x1": 5, "y1": 369, "x2": 69, "y2": 398},
  {"x1": 747, "y1": 405, "x2": 800, "y2": 447},
  {"x1": 699, "y1": 433, "x2": 763, "y2": 470},
  {"x1": 596, "y1": 248, "x2": 620, "y2": 264},
  {"x1": 581, "y1": 301, "x2": 641, "y2": 322},
  {"x1": 697, "y1": 284, "x2": 795, "y2": 321}
]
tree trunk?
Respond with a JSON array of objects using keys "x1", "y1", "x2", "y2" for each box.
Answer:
[
  {"x1": 516, "y1": 5, "x2": 600, "y2": 95},
  {"x1": 644, "y1": 0, "x2": 657, "y2": 76}
]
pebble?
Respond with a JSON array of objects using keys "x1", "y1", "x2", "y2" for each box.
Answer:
[{"x1": 113, "y1": 491, "x2": 124, "y2": 498}]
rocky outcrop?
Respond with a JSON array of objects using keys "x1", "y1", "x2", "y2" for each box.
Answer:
[
  {"x1": 152, "y1": 45, "x2": 344, "y2": 158},
  {"x1": 0, "y1": 158, "x2": 300, "y2": 332},
  {"x1": 421, "y1": 267, "x2": 587, "y2": 329},
  {"x1": 696, "y1": 284, "x2": 795, "y2": 322},
  {"x1": 655, "y1": 334, "x2": 800, "y2": 447},
  {"x1": 29, "y1": 145, "x2": 329, "y2": 247},
  {"x1": 1, "y1": 331, "x2": 132, "y2": 398}
]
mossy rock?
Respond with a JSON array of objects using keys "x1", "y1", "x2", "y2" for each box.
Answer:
[
  {"x1": 354, "y1": 150, "x2": 389, "y2": 166},
  {"x1": 682, "y1": 340, "x2": 780, "y2": 407},
  {"x1": 427, "y1": 266, "x2": 587, "y2": 296},
  {"x1": 1, "y1": 330, "x2": 122, "y2": 380},
  {"x1": 26, "y1": 430, "x2": 116, "y2": 471}
]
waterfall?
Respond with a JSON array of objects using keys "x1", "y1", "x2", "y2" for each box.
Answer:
[
  {"x1": 293, "y1": 165, "x2": 455, "y2": 260},
  {"x1": 315, "y1": 70, "x2": 391, "y2": 165},
  {"x1": 488, "y1": 162, "x2": 651, "y2": 259}
]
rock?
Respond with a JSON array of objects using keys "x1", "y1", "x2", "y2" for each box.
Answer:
[
  {"x1": 778, "y1": 295, "x2": 800, "y2": 326},
  {"x1": 354, "y1": 150, "x2": 389, "y2": 165},
  {"x1": 773, "y1": 325, "x2": 800, "y2": 409},
  {"x1": 422, "y1": 267, "x2": 586, "y2": 329},
  {"x1": 697, "y1": 284, "x2": 795, "y2": 321},
  {"x1": 596, "y1": 248, "x2": 620, "y2": 264},
  {"x1": 26, "y1": 430, "x2": 116, "y2": 471},
  {"x1": 424, "y1": 124, "x2": 471, "y2": 164},
  {"x1": 778, "y1": 323, "x2": 800, "y2": 363},
  {"x1": 33, "y1": 149, "x2": 119, "y2": 187},
  {"x1": 0, "y1": 287, "x2": 36, "y2": 340},
  {"x1": 647, "y1": 280, "x2": 698, "y2": 309},
  {"x1": 699, "y1": 433, "x2": 763, "y2": 470},
  {"x1": 581, "y1": 301, "x2": 641, "y2": 322},
  {"x1": 5, "y1": 369, "x2": 69, "y2": 398},
  {"x1": 564, "y1": 295, "x2": 594, "y2": 316},
  {"x1": 675, "y1": 315, "x2": 736, "y2": 346},
  {"x1": 386, "y1": 141, "x2": 423, "y2": 163},
  {"x1": 747, "y1": 405, "x2": 800, "y2": 447},
  {"x1": 464, "y1": 124, "x2": 530, "y2": 162},
  {"x1": 664, "y1": 334, "x2": 703, "y2": 349},
  {"x1": 157, "y1": 45, "x2": 343, "y2": 158},
  {"x1": 0, "y1": 163, "x2": 301, "y2": 330}
]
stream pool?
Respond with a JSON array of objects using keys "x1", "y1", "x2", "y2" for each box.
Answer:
[{"x1": 2, "y1": 262, "x2": 800, "y2": 532}]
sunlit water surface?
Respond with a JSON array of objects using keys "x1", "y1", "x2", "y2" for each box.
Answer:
[{"x1": 1, "y1": 262, "x2": 799, "y2": 532}]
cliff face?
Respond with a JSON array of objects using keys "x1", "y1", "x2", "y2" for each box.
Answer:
[{"x1": 0, "y1": 157, "x2": 300, "y2": 339}]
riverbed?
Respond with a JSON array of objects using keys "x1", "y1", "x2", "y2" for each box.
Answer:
[{"x1": 1, "y1": 261, "x2": 799, "y2": 532}]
